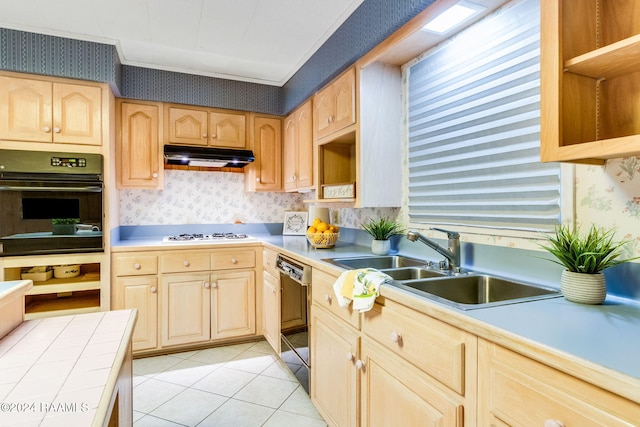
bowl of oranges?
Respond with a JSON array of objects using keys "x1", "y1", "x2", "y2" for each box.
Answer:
[{"x1": 306, "y1": 218, "x2": 340, "y2": 248}]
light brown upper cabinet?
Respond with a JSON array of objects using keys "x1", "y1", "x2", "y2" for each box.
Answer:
[
  {"x1": 116, "y1": 100, "x2": 163, "y2": 189},
  {"x1": 166, "y1": 105, "x2": 247, "y2": 149},
  {"x1": 313, "y1": 67, "x2": 356, "y2": 141},
  {"x1": 244, "y1": 114, "x2": 282, "y2": 192},
  {"x1": 284, "y1": 99, "x2": 314, "y2": 191},
  {"x1": 540, "y1": 1, "x2": 640, "y2": 162},
  {"x1": 0, "y1": 75, "x2": 102, "y2": 145}
]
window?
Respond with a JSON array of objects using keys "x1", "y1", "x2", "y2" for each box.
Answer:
[{"x1": 407, "y1": 0, "x2": 563, "y2": 232}]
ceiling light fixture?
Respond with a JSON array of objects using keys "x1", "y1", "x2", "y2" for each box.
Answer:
[{"x1": 421, "y1": 1, "x2": 486, "y2": 34}]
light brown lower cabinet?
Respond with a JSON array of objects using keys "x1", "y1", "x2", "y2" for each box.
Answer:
[
  {"x1": 115, "y1": 275, "x2": 158, "y2": 352},
  {"x1": 112, "y1": 247, "x2": 257, "y2": 354},
  {"x1": 478, "y1": 339, "x2": 640, "y2": 426},
  {"x1": 310, "y1": 267, "x2": 471, "y2": 427},
  {"x1": 161, "y1": 272, "x2": 255, "y2": 347},
  {"x1": 360, "y1": 337, "x2": 463, "y2": 427},
  {"x1": 311, "y1": 306, "x2": 360, "y2": 427}
]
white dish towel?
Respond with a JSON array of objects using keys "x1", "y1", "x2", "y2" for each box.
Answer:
[{"x1": 332, "y1": 268, "x2": 392, "y2": 312}]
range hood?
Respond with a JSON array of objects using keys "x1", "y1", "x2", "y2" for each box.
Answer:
[{"x1": 164, "y1": 145, "x2": 255, "y2": 168}]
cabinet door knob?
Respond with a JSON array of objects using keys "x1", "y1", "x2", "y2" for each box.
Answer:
[
  {"x1": 346, "y1": 352, "x2": 355, "y2": 361},
  {"x1": 43, "y1": 126, "x2": 51, "y2": 133},
  {"x1": 211, "y1": 282, "x2": 218, "y2": 288},
  {"x1": 256, "y1": 177, "x2": 260, "y2": 182},
  {"x1": 53, "y1": 127, "x2": 61, "y2": 133},
  {"x1": 390, "y1": 331, "x2": 402, "y2": 344},
  {"x1": 183, "y1": 260, "x2": 190, "y2": 267},
  {"x1": 202, "y1": 133, "x2": 208, "y2": 138},
  {"x1": 211, "y1": 133, "x2": 217, "y2": 138},
  {"x1": 324, "y1": 294, "x2": 332, "y2": 303},
  {"x1": 355, "y1": 359, "x2": 365, "y2": 370},
  {"x1": 544, "y1": 421, "x2": 565, "y2": 427},
  {"x1": 134, "y1": 263, "x2": 141, "y2": 270},
  {"x1": 152, "y1": 172, "x2": 158, "y2": 178},
  {"x1": 231, "y1": 258, "x2": 238, "y2": 264},
  {"x1": 150, "y1": 286, "x2": 157, "y2": 293},
  {"x1": 204, "y1": 282, "x2": 210, "y2": 289}
]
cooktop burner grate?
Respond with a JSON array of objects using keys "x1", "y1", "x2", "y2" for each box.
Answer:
[{"x1": 162, "y1": 233, "x2": 256, "y2": 244}]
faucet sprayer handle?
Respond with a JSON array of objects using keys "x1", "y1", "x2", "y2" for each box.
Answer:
[{"x1": 430, "y1": 227, "x2": 460, "y2": 239}]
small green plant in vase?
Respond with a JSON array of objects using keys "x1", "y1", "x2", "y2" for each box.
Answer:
[
  {"x1": 540, "y1": 223, "x2": 638, "y2": 304},
  {"x1": 361, "y1": 217, "x2": 405, "y2": 256},
  {"x1": 52, "y1": 218, "x2": 79, "y2": 235}
]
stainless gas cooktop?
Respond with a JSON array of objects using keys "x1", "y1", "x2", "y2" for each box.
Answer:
[{"x1": 162, "y1": 233, "x2": 257, "y2": 244}]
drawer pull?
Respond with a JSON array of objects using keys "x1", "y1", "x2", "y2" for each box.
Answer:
[
  {"x1": 346, "y1": 352, "x2": 355, "y2": 361},
  {"x1": 231, "y1": 258, "x2": 238, "y2": 264},
  {"x1": 183, "y1": 260, "x2": 190, "y2": 267},
  {"x1": 355, "y1": 359, "x2": 365, "y2": 370},
  {"x1": 390, "y1": 331, "x2": 402, "y2": 344},
  {"x1": 324, "y1": 294, "x2": 332, "y2": 303},
  {"x1": 150, "y1": 286, "x2": 157, "y2": 293},
  {"x1": 134, "y1": 263, "x2": 141, "y2": 270},
  {"x1": 544, "y1": 421, "x2": 565, "y2": 427}
]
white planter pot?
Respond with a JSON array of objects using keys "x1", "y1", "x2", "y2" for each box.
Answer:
[
  {"x1": 560, "y1": 270, "x2": 606, "y2": 304},
  {"x1": 371, "y1": 239, "x2": 391, "y2": 256}
]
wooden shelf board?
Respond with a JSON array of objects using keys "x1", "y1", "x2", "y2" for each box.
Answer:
[
  {"x1": 24, "y1": 292, "x2": 101, "y2": 319},
  {"x1": 25, "y1": 277, "x2": 101, "y2": 295},
  {"x1": 554, "y1": 134, "x2": 640, "y2": 162},
  {"x1": 565, "y1": 35, "x2": 640, "y2": 79}
]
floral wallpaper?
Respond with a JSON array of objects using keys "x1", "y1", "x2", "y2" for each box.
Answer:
[
  {"x1": 119, "y1": 170, "x2": 305, "y2": 225},
  {"x1": 577, "y1": 158, "x2": 640, "y2": 259}
]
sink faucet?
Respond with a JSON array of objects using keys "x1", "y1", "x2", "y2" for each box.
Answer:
[{"x1": 406, "y1": 228, "x2": 460, "y2": 270}]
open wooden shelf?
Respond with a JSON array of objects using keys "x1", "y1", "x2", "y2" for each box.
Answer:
[
  {"x1": 24, "y1": 290, "x2": 101, "y2": 320},
  {"x1": 565, "y1": 34, "x2": 640, "y2": 79}
]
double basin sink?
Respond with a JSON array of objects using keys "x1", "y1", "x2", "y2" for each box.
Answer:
[{"x1": 323, "y1": 255, "x2": 561, "y2": 310}]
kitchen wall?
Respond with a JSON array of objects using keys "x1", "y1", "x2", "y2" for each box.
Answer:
[{"x1": 119, "y1": 170, "x2": 306, "y2": 225}]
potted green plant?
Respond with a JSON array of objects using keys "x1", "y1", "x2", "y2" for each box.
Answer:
[
  {"x1": 540, "y1": 223, "x2": 638, "y2": 304},
  {"x1": 361, "y1": 217, "x2": 405, "y2": 256},
  {"x1": 52, "y1": 218, "x2": 79, "y2": 235}
]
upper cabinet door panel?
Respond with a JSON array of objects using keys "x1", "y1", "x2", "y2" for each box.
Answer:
[
  {"x1": 0, "y1": 77, "x2": 52, "y2": 142},
  {"x1": 209, "y1": 112, "x2": 246, "y2": 148},
  {"x1": 331, "y1": 68, "x2": 356, "y2": 134},
  {"x1": 168, "y1": 107, "x2": 209, "y2": 145},
  {"x1": 118, "y1": 101, "x2": 162, "y2": 189},
  {"x1": 53, "y1": 83, "x2": 102, "y2": 145},
  {"x1": 314, "y1": 85, "x2": 333, "y2": 140},
  {"x1": 295, "y1": 101, "x2": 314, "y2": 189}
]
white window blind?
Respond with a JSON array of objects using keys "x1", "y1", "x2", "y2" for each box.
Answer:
[{"x1": 407, "y1": 0, "x2": 561, "y2": 231}]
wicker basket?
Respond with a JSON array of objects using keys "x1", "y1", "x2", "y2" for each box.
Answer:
[{"x1": 306, "y1": 232, "x2": 340, "y2": 249}]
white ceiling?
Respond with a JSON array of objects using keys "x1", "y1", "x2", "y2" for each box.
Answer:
[{"x1": 0, "y1": 0, "x2": 365, "y2": 86}]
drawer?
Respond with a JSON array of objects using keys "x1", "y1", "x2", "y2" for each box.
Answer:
[
  {"x1": 113, "y1": 254, "x2": 158, "y2": 276},
  {"x1": 311, "y1": 269, "x2": 360, "y2": 330},
  {"x1": 363, "y1": 299, "x2": 471, "y2": 395},
  {"x1": 479, "y1": 339, "x2": 640, "y2": 426},
  {"x1": 263, "y1": 249, "x2": 278, "y2": 277},
  {"x1": 159, "y1": 251, "x2": 211, "y2": 273},
  {"x1": 211, "y1": 249, "x2": 255, "y2": 270}
]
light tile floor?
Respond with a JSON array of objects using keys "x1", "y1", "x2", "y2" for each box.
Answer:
[{"x1": 133, "y1": 340, "x2": 327, "y2": 426}]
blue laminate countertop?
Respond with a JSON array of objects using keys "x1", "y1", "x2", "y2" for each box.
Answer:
[{"x1": 113, "y1": 233, "x2": 640, "y2": 399}]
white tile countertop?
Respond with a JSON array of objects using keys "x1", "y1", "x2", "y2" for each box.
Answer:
[{"x1": 0, "y1": 309, "x2": 136, "y2": 426}]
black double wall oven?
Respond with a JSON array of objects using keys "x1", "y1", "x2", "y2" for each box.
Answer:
[{"x1": 0, "y1": 149, "x2": 104, "y2": 257}]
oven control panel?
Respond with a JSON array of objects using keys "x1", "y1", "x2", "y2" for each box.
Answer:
[{"x1": 51, "y1": 157, "x2": 87, "y2": 168}]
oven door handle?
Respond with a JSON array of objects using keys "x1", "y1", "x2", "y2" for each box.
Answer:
[{"x1": 0, "y1": 185, "x2": 103, "y2": 192}]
